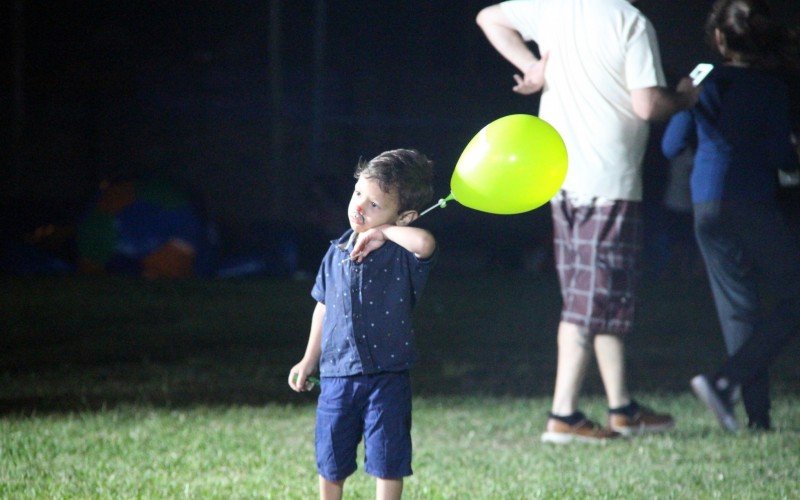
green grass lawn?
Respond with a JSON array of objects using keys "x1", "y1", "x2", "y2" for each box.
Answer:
[
  {"x1": 1, "y1": 396, "x2": 798, "y2": 498},
  {"x1": 1, "y1": 269, "x2": 798, "y2": 497}
]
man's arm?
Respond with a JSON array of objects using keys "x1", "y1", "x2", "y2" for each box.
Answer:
[
  {"x1": 476, "y1": 5, "x2": 547, "y2": 95},
  {"x1": 476, "y1": 5, "x2": 537, "y2": 72},
  {"x1": 631, "y1": 77, "x2": 700, "y2": 122}
]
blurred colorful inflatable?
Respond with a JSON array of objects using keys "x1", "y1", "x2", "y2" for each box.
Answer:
[{"x1": 76, "y1": 178, "x2": 213, "y2": 279}]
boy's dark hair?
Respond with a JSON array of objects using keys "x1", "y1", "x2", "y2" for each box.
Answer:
[{"x1": 354, "y1": 149, "x2": 434, "y2": 213}]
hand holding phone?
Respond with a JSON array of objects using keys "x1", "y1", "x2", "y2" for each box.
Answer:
[{"x1": 690, "y1": 63, "x2": 714, "y2": 86}]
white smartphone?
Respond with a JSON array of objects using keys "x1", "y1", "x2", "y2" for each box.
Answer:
[{"x1": 690, "y1": 63, "x2": 714, "y2": 86}]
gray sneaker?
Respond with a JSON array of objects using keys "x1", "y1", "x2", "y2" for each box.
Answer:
[{"x1": 690, "y1": 374, "x2": 739, "y2": 432}]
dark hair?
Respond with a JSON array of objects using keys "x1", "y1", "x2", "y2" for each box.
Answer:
[
  {"x1": 354, "y1": 149, "x2": 434, "y2": 213},
  {"x1": 705, "y1": 0, "x2": 800, "y2": 74}
]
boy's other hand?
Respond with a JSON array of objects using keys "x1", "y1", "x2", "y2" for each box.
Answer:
[{"x1": 288, "y1": 362, "x2": 317, "y2": 392}]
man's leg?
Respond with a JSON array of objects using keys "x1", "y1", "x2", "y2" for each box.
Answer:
[
  {"x1": 596, "y1": 332, "x2": 675, "y2": 435},
  {"x1": 551, "y1": 321, "x2": 592, "y2": 415},
  {"x1": 594, "y1": 333, "x2": 630, "y2": 410},
  {"x1": 543, "y1": 196, "x2": 621, "y2": 443},
  {"x1": 555, "y1": 198, "x2": 639, "y2": 414},
  {"x1": 543, "y1": 321, "x2": 620, "y2": 443}
]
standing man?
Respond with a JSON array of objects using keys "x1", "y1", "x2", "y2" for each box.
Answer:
[{"x1": 477, "y1": 0, "x2": 700, "y2": 443}]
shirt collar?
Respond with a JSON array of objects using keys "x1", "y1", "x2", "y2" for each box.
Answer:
[{"x1": 334, "y1": 229, "x2": 356, "y2": 254}]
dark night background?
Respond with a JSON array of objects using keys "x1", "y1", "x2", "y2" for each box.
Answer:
[{"x1": 3, "y1": 1, "x2": 800, "y2": 276}]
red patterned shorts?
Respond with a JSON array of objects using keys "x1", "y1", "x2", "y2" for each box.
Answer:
[{"x1": 551, "y1": 194, "x2": 642, "y2": 336}]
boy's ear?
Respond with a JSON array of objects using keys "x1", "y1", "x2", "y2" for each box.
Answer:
[{"x1": 396, "y1": 210, "x2": 419, "y2": 227}]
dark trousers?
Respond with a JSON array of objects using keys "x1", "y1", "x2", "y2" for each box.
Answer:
[{"x1": 693, "y1": 200, "x2": 800, "y2": 424}]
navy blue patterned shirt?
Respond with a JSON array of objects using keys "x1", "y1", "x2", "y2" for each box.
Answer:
[{"x1": 311, "y1": 229, "x2": 436, "y2": 377}]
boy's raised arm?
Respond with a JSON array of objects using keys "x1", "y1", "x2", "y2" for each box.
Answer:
[{"x1": 351, "y1": 225, "x2": 436, "y2": 262}]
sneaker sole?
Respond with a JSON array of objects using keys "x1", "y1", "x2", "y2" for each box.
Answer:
[
  {"x1": 610, "y1": 420, "x2": 675, "y2": 437},
  {"x1": 541, "y1": 432, "x2": 613, "y2": 444},
  {"x1": 690, "y1": 375, "x2": 739, "y2": 432}
]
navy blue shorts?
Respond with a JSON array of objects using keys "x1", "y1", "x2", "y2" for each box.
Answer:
[{"x1": 315, "y1": 371, "x2": 412, "y2": 481}]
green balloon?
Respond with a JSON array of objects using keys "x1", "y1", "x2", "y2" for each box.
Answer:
[{"x1": 451, "y1": 114, "x2": 568, "y2": 214}]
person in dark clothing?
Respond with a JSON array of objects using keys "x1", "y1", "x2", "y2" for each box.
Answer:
[{"x1": 662, "y1": 0, "x2": 800, "y2": 431}]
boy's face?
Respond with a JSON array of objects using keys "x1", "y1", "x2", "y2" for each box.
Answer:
[{"x1": 348, "y1": 174, "x2": 406, "y2": 233}]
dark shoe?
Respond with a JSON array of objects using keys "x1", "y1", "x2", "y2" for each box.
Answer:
[
  {"x1": 747, "y1": 417, "x2": 772, "y2": 432},
  {"x1": 608, "y1": 404, "x2": 675, "y2": 436},
  {"x1": 691, "y1": 374, "x2": 739, "y2": 431},
  {"x1": 541, "y1": 413, "x2": 621, "y2": 444}
]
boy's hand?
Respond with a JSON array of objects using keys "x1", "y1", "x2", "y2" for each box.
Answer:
[
  {"x1": 350, "y1": 225, "x2": 389, "y2": 262},
  {"x1": 288, "y1": 361, "x2": 318, "y2": 392}
]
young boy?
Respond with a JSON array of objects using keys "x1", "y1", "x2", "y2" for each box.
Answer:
[{"x1": 288, "y1": 149, "x2": 437, "y2": 499}]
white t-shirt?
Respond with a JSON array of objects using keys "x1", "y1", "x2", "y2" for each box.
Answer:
[{"x1": 500, "y1": 0, "x2": 666, "y2": 201}]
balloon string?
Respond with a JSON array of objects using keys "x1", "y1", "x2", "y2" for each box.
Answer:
[{"x1": 418, "y1": 193, "x2": 455, "y2": 218}]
